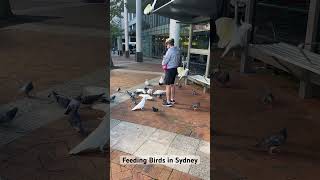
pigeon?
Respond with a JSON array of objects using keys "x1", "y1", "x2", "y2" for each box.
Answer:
[
  {"x1": 262, "y1": 92, "x2": 274, "y2": 105},
  {"x1": 211, "y1": 67, "x2": 230, "y2": 86},
  {"x1": 191, "y1": 102, "x2": 200, "y2": 111},
  {"x1": 192, "y1": 89, "x2": 197, "y2": 96},
  {"x1": 255, "y1": 128, "x2": 287, "y2": 154},
  {"x1": 49, "y1": 91, "x2": 71, "y2": 108},
  {"x1": 20, "y1": 81, "x2": 34, "y2": 97},
  {"x1": 127, "y1": 91, "x2": 137, "y2": 104},
  {"x1": 145, "y1": 79, "x2": 151, "y2": 86},
  {"x1": 132, "y1": 96, "x2": 147, "y2": 111},
  {"x1": 135, "y1": 89, "x2": 147, "y2": 94},
  {"x1": 0, "y1": 107, "x2": 18, "y2": 125},
  {"x1": 117, "y1": 88, "x2": 121, "y2": 92},
  {"x1": 81, "y1": 93, "x2": 105, "y2": 105},
  {"x1": 153, "y1": 90, "x2": 166, "y2": 96},
  {"x1": 64, "y1": 97, "x2": 86, "y2": 135},
  {"x1": 152, "y1": 106, "x2": 159, "y2": 112},
  {"x1": 147, "y1": 89, "x2": 153, "y2": 95}
]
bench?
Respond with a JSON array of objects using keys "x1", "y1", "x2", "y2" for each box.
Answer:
[
  {"x1": 187, "y1": 75, "x2": 210, "y2": 93},
  {"x1": 248, "y1": 42, "x2": 320, "y2": 98}
]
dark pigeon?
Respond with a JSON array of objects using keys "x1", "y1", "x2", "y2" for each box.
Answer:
[
  {"x1": 64, "y1": 97, "x2": 86, "y2": 136},
  {"x1": 262, "y1": 92, "x2": 274, "y2": 105},
  {"x1": 191, "y1": 102, "x2": 200, "y2": 111},
  {"x1": 126, "y1": 91, "x2": 137, "y2": 104},
  {"x1": 81, "y1": 93, "x2": 105, "y2": 105},
  {"x1": 0, "y1": 107, "x2": 18, "y2": 124},
  {"x1": 49, "y1": 91, "x2": 71, "y2": 108},
  {"x1": 255, "y1": 128, "x2": 287, "y2": 154},
  {"x1": 20, "y1": 81, "x2": 34, "y2": 97},
  {"x1": 152, "y1": 107, "x2": 159, "y2": 112}
]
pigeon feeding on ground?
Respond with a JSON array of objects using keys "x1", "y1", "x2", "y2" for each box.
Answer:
[
  {"x1": 126, "y1": 90, "x2": 137, "y2": 104},
  {"x1": 191, "y1": 102, "x2": 200, "y2": 111},
  {"x1": 262, "y1": 91, "x2": 274, "y2": 105},
  {"x1": 0, "y1": 107, "x2": 18, "y2": 125},
  {"x1": 132, "y1": 96, "x2": 147, "y2": 111},
  {"x1": 49, "y1": 91, "x2": 71, "y2": 108},
  {"x1": 64, "y1": 97, "x2": 86, "y2": 136},
  {"x1": 80, "y1": 93, "x2": 105, "y2": 105},
  {"x1": 117, "y1": 88, "x2": 121, "y2": 92},
  {"x1": 153, "y1": 90, "x2": 166, "y2": 96},
  {"x1": 255, "y1": 128, "x2": 287, "y2": 154},
  {"x1": 135, "y1": 89, "x2": 147, "y2": 94},
  {"x1": 211, "y1": 68, "x2": 230, "y2": 86},
  {"x1": 20, "y1": 81, "x2": 34, "y2": 97},
  {"x1": 152, "y1": 106, "x2": 159, "y2": 112},
  {"x1": 192, "y1": 89, "x2": 197, "y2": 96}
]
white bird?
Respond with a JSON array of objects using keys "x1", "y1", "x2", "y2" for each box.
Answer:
[
  {"x1": 147, "y1": 89, "x2": 153, "y2": 95},
  {"x1": 131, "y1": 96, "x2": 147, "y2": 111},
  {"x1": 143, "y1": 0, "x2": 157, "y2": 15},
  {"x1": 215, "y1": 1, "x2": 252, "y2": 58},
  {"x1": 153, "y1": 90, "x2": 166, "y2": 96},
  {"x1": 135, "y1": 88, "x2": 146, "y2": 94},
  {"x1": 139, "y1": 94, "x2": 154, "y2": 100},
  {"x1": 145, "y1": 79, "x2": 151, "y2": 86}
]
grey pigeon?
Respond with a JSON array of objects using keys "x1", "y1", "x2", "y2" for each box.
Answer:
[
  {"x1": 49, "y1": 91, "x2": 71, "y2": 108},
  {"x1": 192, "y1": 89, "x2": 197, "y2": 96},
  {"x1": 0, "y1": 107, "x2": 18, "y2": 125},
  {"x1": 127, "y1": 90, "x2": 137, "y2": 104},
  {"x1": 191, "y1": 102, "x2": 200, "y2": 111},
  {"x1": 262, "y1": 92, "x2": 274, "y2": 105},
  {"x1": 152, "y1": 106, "x2": 159, "y2": 112},
  {"x1": 81, "y1": 93, "x2": 105, "y2": 105},
  {"x1": 255, "y1": 128, "x2": 287, "y2": 154},
  {"x1": 64, "y1": 97, "x2": 86, "y2": 136},
  {"x1": 20, "y1": 81, "x2": 34, "y2": 97}
]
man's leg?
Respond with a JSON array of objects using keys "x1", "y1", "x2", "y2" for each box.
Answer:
[
  {"x1": 166, "y1": 85, "x2": 171, "y2": 103},
  {"x1": 170, "y1": 84, "x2": 175, "y2": 101}
]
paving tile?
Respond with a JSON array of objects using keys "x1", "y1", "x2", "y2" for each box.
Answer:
[
  {"x1": 169, "y1": 135, "x2": 200, "y2": 154},
  {"x1": 148, "y1": 129, "x2": 177, "y2": 146},
  {"x1": 189, "y1": 151, "x2": 210, "y2": 180},
  {"x1": 110, "y1": 119, "x2": 121, "y2": 129},
  {"x1": 134, "y1": 140, "x2": 169, "y2": 158},
  {"x1": 197, "y1": 140, "x2": 210, "y2": 155},
  {"x1": 112, "y1": 135, "x2": 149, "y2": 154},
  {"x1": 165, "y1": 147, "x2": 193, "y2": 173}
]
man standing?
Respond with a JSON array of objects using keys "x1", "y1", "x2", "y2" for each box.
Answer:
[{"x1": 162, "y1": 38, "x2": 180, "y2": 107}]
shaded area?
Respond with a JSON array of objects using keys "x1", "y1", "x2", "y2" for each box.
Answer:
[
  {"x1": 0, "y1": 108, "x2": 106, "y2": 180},
  {"x1": 0, "y1": 15, "x2": 61, "y2": 28},
  {"x1": 213, "y1": 52, "x2": 320, "y2": 179}
]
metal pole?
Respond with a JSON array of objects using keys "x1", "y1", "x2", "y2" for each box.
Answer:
[
  {"x1": 124, "y1": 0, "x2": 130, "y2": 58},
  {"x1": 136, "y1": 0, "x2": 143, "y2": 62}
]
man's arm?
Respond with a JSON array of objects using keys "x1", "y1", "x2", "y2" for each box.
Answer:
[{"x1": 162, "y1": 49, "x2": 171, "y2": 65}]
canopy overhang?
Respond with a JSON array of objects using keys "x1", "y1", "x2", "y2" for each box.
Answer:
[{"x1": 151, "y1": 0, "x2": 225, "y2": 23}]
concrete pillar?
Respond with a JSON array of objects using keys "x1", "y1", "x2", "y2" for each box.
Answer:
[
  {"x1": 124, "y1": 0, "x2": 130, "y2": 58},
  {"x1": 169, "y1": 19, "x2": 181, "y2": 48},
  {"x1": 135, "y1": 0, "x2": 143, "y2": 62},
  {"x1": 117, "y1": 36, "x2": 122, "y2": 56}
]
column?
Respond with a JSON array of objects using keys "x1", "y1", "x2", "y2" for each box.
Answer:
[
  {"x1": 117, "y1": 36, "x2": 122, "y2": 56},
  {"x1": 136, "y1": 0, "x2": 143, "y2": 62},
  {"x1": 169, "y1": 19, "x2": 181, "y2": 48},
  {"x1": 124, "y1": 0, "x2": 130, "y2": 58}
]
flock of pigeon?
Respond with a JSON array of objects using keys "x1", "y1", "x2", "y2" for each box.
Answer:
[
  {"x1": 122, "y1": 79, "x2": 201, "y2": 112},
  {"x1": 0, "y1": 81, "x2": 111, "y2": 136}
]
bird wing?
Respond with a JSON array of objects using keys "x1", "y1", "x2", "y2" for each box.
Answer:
[{"x1": 215, "y1": 17, "x2": 235, "y2": 48}]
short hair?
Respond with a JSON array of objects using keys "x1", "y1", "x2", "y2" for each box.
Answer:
[{"x1": 165, "y1": 38, "x2": 174, "y2": 46}]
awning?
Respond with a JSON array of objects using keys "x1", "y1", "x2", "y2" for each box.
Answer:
[{"x1": 151, "y1": 0, "x2": 225, "y2": 23}]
